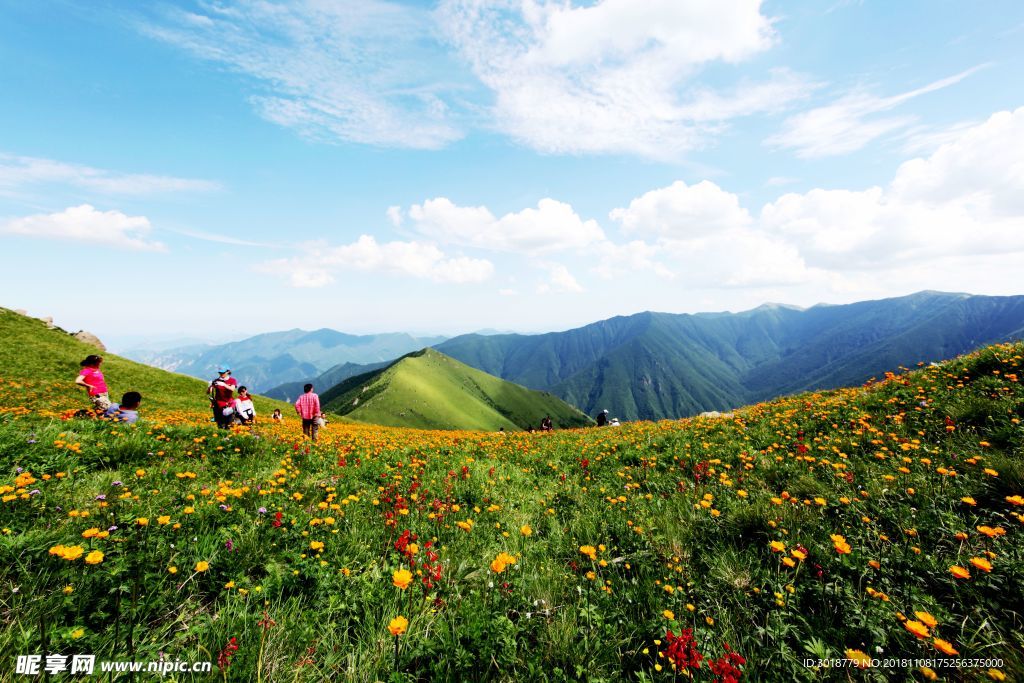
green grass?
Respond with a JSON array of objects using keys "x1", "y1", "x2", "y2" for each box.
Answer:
[
  {"x1": 323, "y1": 348, "x2": 593, "y2": 431},
  {"x1": 0, "y1": 307, "x2": 295, "y2": 419}
]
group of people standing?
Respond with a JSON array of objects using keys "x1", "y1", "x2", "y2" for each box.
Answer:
[
  {"x1": 207, "y1": 366, "x2": 323, "y2": 442},
  {"x1": 75, "y1": 355, "x2": 142, "y2": 424}
]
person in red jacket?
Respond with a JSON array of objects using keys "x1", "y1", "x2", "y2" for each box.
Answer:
[
  {"x1": 294, "y1": 383, "x2": 321, "y2": 442},
  {"x1": 207, "y1": 365, "x2": 238, "y2": 429}
]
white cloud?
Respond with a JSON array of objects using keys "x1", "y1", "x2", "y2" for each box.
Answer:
[
  {"x1": 610, "y1": 180, "x2": 752, "y2": 238},
  {"x1": 256, "y1": 235, "x2": 493, "y2": 287},
  {"x1": 141, "y1": 0, "x2": 463, "y2": 149},
  {"x1": 0, "y1": 153, "x2": 219, "y2": 197},
  {"x1": 761, "y1": 106, "x2": 1024, "y2": 267},
  {"x1": 766, "y1": 65, "x2": 986, "y2": 158},
  {"x1": 536, "y1": 263, "x2": 584, "y2": 294},
  {"x1": 592, "y1": 240, "x2": 674, "y2": 280},
  {"x1": 437, "y1": 0, "x2": 814, "y2": 158},
  {"x1": 407, "y1": 197, "x2": 604, "y2": 254},
  {"x1": 0, "y1": 204, "x2": 165, "y2": 251},
  {"x1": 386, "y1": 206, "x2": 404, "y2": 228}
]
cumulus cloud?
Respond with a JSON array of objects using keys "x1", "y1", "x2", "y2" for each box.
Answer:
[
  {"x1": 0, "y1": 152, "x2": 219, "y2": 197},
  {"x1": 140, "y1": 0, "x2": 463, "y2": 149},
  {"x1": 762, "y1": 106, "x2": 1024, "y2": 267},
  {"x1": 765, "y1": 65, "x2": 986, "y2": 158},
  {"x1": 610, "y1": 180, "x2": 752, "y2": 238},
  {"x1": 406, "y1": 197, "x2": 605, "y2": 254},
  {"x1": 536, "y1": 263, "x2": 584, "y2": 294},
  {"x1": 256, "y1": 235, "x2": 493, "y2": 287},
  {"x1": 437, "y1": 0, "x2": 814, "y2": 158},
  {"x1": 1, "y1": 204, "x2": 165, "y2": 251}
]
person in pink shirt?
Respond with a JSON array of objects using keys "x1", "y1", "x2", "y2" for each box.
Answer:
[
  {"x1": 75, "y1": 354, "x2": 111, "y2": 411},
  {"x1": 294, "y1": 383, "x2": 321, "y2": 442}
]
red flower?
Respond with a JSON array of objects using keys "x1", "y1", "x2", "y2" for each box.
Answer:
[
  {"x1": 217, "y1": 637, "x2": 239, "y2": 671},
  {"x1": 664, "y1": 629, "x2": 703, "y2": 671}
]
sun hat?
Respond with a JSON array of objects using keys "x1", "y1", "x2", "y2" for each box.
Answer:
[{"x1": 217, "y1": 364, "x2": 231, "y2": 373}]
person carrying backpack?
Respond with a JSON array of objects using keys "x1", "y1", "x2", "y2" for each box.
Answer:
[
  {"x1": 207, "y1": 365, "x2": 237, "y2": 429},
  {"x1": 294, "y1": 383, "x2": 321, "y2": 442}
]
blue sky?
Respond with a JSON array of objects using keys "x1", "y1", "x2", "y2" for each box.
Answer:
[{"x1": 1, "y1": 0, "x2": 1023, "y2": 349}]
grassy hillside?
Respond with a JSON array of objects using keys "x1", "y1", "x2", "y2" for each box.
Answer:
[
  {"x1": 0, "y1": 330, "x2": 1021, "y2": 680},
  {"x1": 0, "y1": 308, "x2": 292, "y2": 419},
  {"x1": 322, "y1": 348, "x2": 593, "y2": 431}
]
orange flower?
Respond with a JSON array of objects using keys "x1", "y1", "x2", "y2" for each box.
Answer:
[
  {"x1": 392, "y1": 568, "x2": 413, "y2": 589},
  {"x1": 969, "y1": 557, "x2": 992, "y2": 573},
  {"x1": 388, "y1": 615, "x2": 408, "y2": 636},
  {"x1": 769, "y1": 541, "x2": 785, "y2": 553},
  {"x1": 845, "y1": 650, "x2": 871, "y2": 668},
  {"x1": 933, "y1": 638, "x2": 958, "y2": 656},
  {"x1": 904, "y1": 620, "x2": 930, "y2": 639},
  {"x1": 914, "y1": 611, "x2": 938, "y2": 628},
  {"x1": 949, "y1": 565, "x2": 971, "y2": 579}
]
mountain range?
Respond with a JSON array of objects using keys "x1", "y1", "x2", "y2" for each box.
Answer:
[{"x1": 127, "y1": 291, "x2": 1024, "y2": 421}]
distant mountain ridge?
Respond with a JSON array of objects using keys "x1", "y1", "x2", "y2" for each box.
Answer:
[
  {"x1": 321, "y1": 348, "x2": 592, "y2": 431},
  {"x1": 433, "y1": 291, "x2": 1024, "y2": 420},
  {"x1": 121, "y1": 329, "x2": 447, "y2": 393}
]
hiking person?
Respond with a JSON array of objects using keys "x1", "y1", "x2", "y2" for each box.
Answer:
[
  {"x1": 75, "y1": 355, "x2": 111, "y2": 412},
  {"x1": 596, "y1": 409, "x2": 609, "y2": 427},
  {"x1": 540, "y1": 415, "x2": 553, "y2": 432},
  {"x1": 207, "y1": 365, "x2": 237, "y2": 429},
  {"x1": 294, "y1": 383, "x2": 321, "y2": 442},
  {"x1": 103, "y1": 391, "x2": 142, "y2": 424},
  {"x1": 234, "y1": 386, "x2": 256, "y2": 425}
]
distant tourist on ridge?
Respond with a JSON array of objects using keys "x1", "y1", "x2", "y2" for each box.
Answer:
[
  {"x1": 234, "y1": 386, "x2": 256, "y2": 425},
  {"x1": 207, "y1": 365, "x2": 237, "y2": 429},
  {"x1": 596, "y1": 409, "x2": 609, "y2": 427},
  {"x1": 540, "y1": 415, "x2": 553, "y2": 432},
  {"x1": 75, "y1": 354, "x2": 111, "y2": 412},
  {"x1": 104, "y1": 391, "x2": 142, "y2": 424},
  {"x1": 294, "y1": 383, "x2": 322, "y2": 442}
]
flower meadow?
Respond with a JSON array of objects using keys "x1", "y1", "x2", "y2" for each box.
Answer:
[{"x1": 0, "y1": 343, "x2": 1022, "y2": 681}]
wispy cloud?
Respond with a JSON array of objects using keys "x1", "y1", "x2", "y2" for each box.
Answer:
[
  {"x1": 765, "y1": 65, "x2": 988, "y2": 158},
  {"x1": 164, "y1": 227, "x2": 282, "y2": 249},
  {"x1": 436, "y1": 0, "x2": 815, "y2": 159},
  {"x1": 1, "y1": 204, "x2": 166, "y2": 251},
  {"x1": 0, "y1": 152, "x2": 220, "y2": 198},
  {"x1": 139, "y1": 0, "x2": 465, "y2": 149}
]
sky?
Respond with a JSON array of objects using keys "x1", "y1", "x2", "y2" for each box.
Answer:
[{"x1": 1, "y1": 0, "x2": 1023, "y2": 350}]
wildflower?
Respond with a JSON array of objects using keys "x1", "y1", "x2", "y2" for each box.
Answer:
[
  {"x1": 520, "y1": 525, "x2": 532, "y2": 536},
  {"x1": 950, "y1": 565, "x2": 971, "y2": 579},
  {"x1": 157, "y1": 516, "x2": 171, "y2": 525},
  {"x1": 769, "y1": 541, "x2": 785, "y2": 553},
  {"x1": 62, "y1": 585, "x2": 74, "y2": 595},
  {"x1": 579, "y1": 545, "x2": 597, "y2": 561},
  {"x1": 830, "y1": 534, "x2": 851, "y2": 555},
  {"x1": 791, "y1": 549, "x2": 806, "y2": 561},
  {"x1": 490, "y1": 552, "x2": 517, "y2": 574},
  {"x1": 195, "y1": 561, "x2": 210, "y2": 572},
  {"x1": 920, "y1": 667, "x2": 938, "y2": 681},
  {"x1": 388, "y1": 615, "x2": 408, "y2": 636},
  {"x1": 310, "y1": 541, "x2": 325, "y2": 552},
  {"x1": 168, "y1": 566, "x2": 178, "y2": 574},
  {"x1": 136, "y1": 518, "x2": 149, "y2": 526},
  {"x1": 1006, "y1": 495, "x2": 1024, "y2": 506},
  {"x1": 84, "y1": 550, "x2": 104, "y2": 565},
  {"x1": 969, "y1": 557, "x2": 992, "y2": 573},
  {"x1": 845, "y1": 650, "x2": 871, "y2": 668},
  {"x1": 392, "y1": 568, "x2": 413, "y2": 589},
  {"x1": 914, "y1": 611, "x2": 938, "y2": 628},
  {"x1": 663, "y1": 610, "x2": 674, "y2": 619},
  {"x1": 904, "y1": 620, "x2": 930, "y2": 639},
  {"x1": 933, "y1": 638, "x2": 958, "y2": 656},
  {"x1": 961, "y1": 496, "x2": 977, "y2": 506}
]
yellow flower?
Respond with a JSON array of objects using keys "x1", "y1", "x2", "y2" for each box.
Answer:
[
  {"x1": 490, "y1": 552, "x2": 517, "y2": 573},
  {"x1": 969, "y1": 557, "x2": 992, "y2": 573},
  {"x1": 791, "y1": 549, "x2": 806, "y2": 561},
  {"x1": 520, "y1": 525, "x2": 533, "y2": 536},
  {"x1": 987, "y1": 668, "x2": 1007, "y2": 680},
  {"x1": 168, "y1": 566, "x2": 178, "y2": 574},
  {"x1": 310, "y1": 541, "x2": 325, "y2": 551},
  {"x1": 663, "y1": 610, "x2": 674, "y2": 619},
  {"x1": 933, "y1": 638, "x2": 958, "y2": 656},
  {"x1": 845, "y1": 650, "x2": 871, "y2": 668},
  {"x1": 84, "y1": 550, "x2": 104, "y2": 565},
  {"x1": 195, "y1": 561, "x2": 210, "y2": 572},
  {"x1": 782, "y1": 557, "x2": 796, "y2": 568},
  {"x1": 62, "y1": 585, "x2": 74, "y2": 595},
  {"x1": 392, "y1": 568, "x2": 413, "y2": 589},
  {"x1": 388, "y1": 615, "x2": 408, "y2": 636},
  {"x1": 904, "y1": 620, "x2": 930, "y2": 639},
  {"x1": 157, "y1": 516, "x2": 171, "y2": 525},
  {"x1": 81, "y1": 527, "x2": 100, "y2": 539},
  {"x1": 919, "y1": 666, "x2": 938, "y2": 681},
  {"x1": 914, "y1": 611, "x2": 938, "y2": 628},
  {"x1": 579, "y1": 545, "x2": 597, "y2": 561},
  {"x1": 769, "y1": 541, "x2": 785, "y2": 553},
  {"x1": 71, "y1": 628, "x2": 85, "y2": 640},
  {"x1": 950, "y1": 565, "x2": 971, "y2": 579},
  {"x1": 136, "y1": 518, "x2": 149, "y2": 526},
  {"x1": 961, "y1": 496, "x2": 977, "y2": 506}
]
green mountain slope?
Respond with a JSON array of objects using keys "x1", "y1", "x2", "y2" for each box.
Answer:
[
  {"x1": 0, "y1": 308, "x2": 291, "y2": 417},
  {"x1": 321, "y1": 348, "x2": 592, "y2": 431},
  {"x1": 436, "y1": 291, "x2": 1024, "y2": 420}
]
